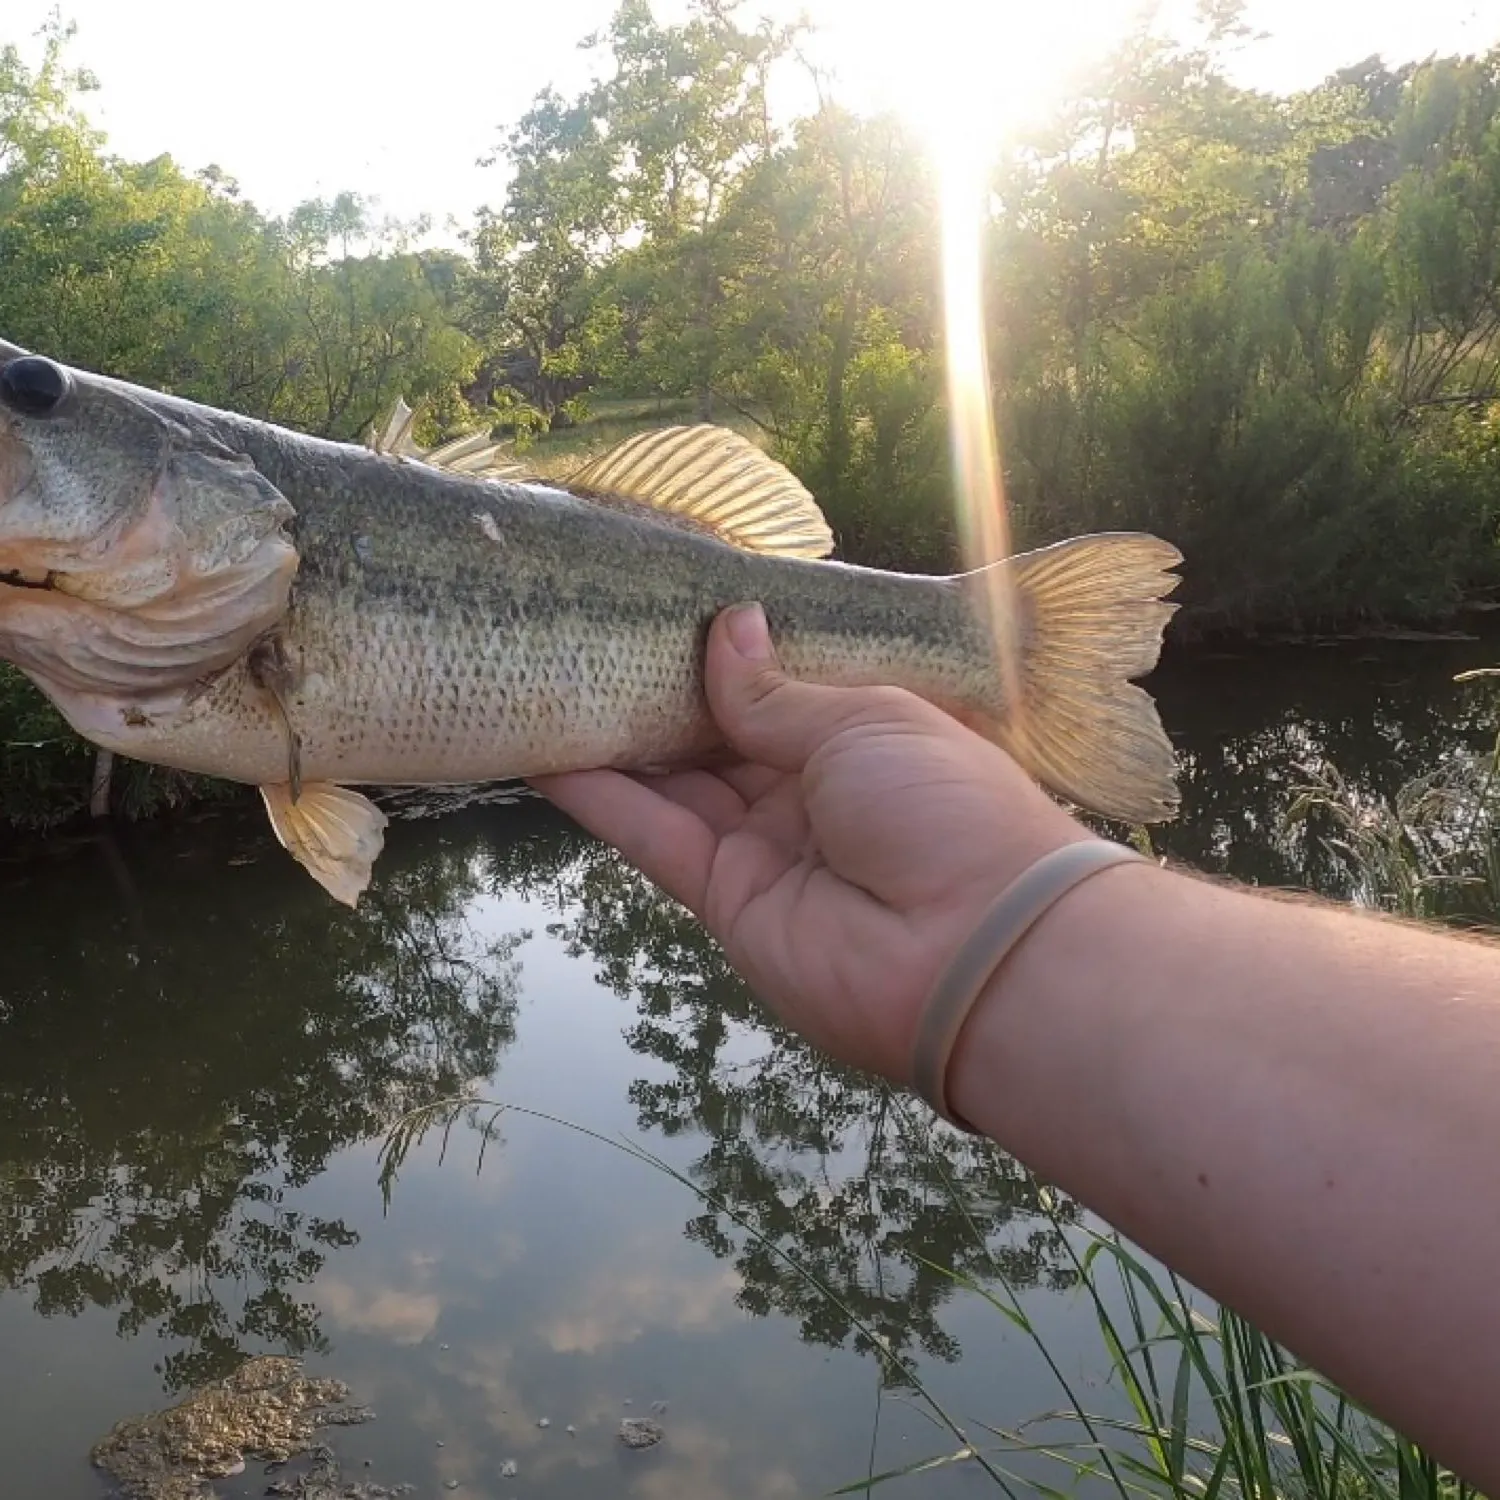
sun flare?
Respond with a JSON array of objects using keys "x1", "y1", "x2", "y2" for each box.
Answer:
[
  {"x1": 806, "y1": 0, "x2": 1147, "y2": 735},
  {"x1": 800, "y1": 0, "x2": 1142, "y2": 163},
  {"x1": 863, "y1": 0, "x2": 1132, "y2": 745}
]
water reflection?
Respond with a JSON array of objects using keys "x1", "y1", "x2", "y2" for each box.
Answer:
[
  {"x1": 532, "y1": 839, "x2": 1077, "y2": 1376},
  {"x1": 513, "y1": 635, "x2": 1500, "y2": 1374},
  {"x1": 1149, "y1": 634, "x2": 1500, "y2": 888},
  {"x1": 0, "y1": 813, "x2": 522, "y2": 1392}
]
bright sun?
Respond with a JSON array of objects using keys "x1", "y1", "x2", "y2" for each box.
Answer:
[{"x1": 797, "y1": 0, "x2": 1143, "y2": 164}]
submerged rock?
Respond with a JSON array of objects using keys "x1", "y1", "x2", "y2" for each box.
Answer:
[
  {"x1": 264, "y1": 1447, "x2": 415, "y2": 1499},
  {"x1": 619, "y1": 1417, "x2": 664, "y2": 1450},
  {"x1": 90, "y1": 1356, "x2": 373, "y2": 1500}
]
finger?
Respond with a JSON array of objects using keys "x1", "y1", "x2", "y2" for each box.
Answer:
[
  {"x1": 527, "y1": 769, "x2": 716, "y2": 914},
  {"x1": 705, "y1": 604, "x2": 919, "y2": 773},
  {"x1": 717, "y1": 761, "x2": 784, "y2": 805},
  {"x1": 632, "y1": 767, "x2": 747, "y2": 838}
]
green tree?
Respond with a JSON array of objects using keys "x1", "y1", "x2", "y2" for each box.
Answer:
[{"x1": 468, "y1": 0, "x2": 789, "y2": 422}]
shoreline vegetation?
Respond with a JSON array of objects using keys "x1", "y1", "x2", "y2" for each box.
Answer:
[{"x1": 3, "y1": 4, "x2": 1500, "y2": 826}]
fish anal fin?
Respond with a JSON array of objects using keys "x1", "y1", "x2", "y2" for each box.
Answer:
[
  {"x1": 565, "y1": 425, "x2": 834, "y2": 559},
  {"x1": 260, "y1": 782, "x2": 388, "y2": 907}
]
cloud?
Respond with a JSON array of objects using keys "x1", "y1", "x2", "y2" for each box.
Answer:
[
  {"x1": 541, "y1": 1263, "x2": 743, "y2": 1355},
  {"x1": 316, "y1": 1277, "x2": 444, "y2": 1344},
  {"x1": 627, "y1": 1418, "x2": 803, "y2": 1500}
]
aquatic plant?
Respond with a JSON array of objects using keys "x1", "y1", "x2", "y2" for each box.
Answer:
[{"x1": 1286, "y1": 673, "x2": 1500, "y2": 928}]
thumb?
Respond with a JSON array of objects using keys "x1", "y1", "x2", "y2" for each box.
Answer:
[{"x1": 705, "y1": 602, "x2": 898, "y2": 772}]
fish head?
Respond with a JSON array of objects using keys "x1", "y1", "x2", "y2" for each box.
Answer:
[{"x1": 0, "y1": 347, "x2": 298, "y2": 700}]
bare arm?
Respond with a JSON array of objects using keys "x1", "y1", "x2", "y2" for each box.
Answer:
[
  {"x1": 533, "y1": 602, "x2": 1500, "y2": 1487},
  {"x1": 952, "y1": 862, "x2": 1500, "y2": 1485}
]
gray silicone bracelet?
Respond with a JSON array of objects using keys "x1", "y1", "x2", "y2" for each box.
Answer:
[{"x1": 910, "y1": 839, "x2": 1146, "y2": 1131}]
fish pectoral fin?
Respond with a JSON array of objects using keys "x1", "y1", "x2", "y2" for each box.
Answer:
[
  {"x1": 247, "y1": 634, "x2": 304, "y2": 800},
  {"x1": 260, "y1": 782, "x2": 389, "y2": 908},
  {"x1": 564, "y1": 425, "x2": 834, "y2": 559}
]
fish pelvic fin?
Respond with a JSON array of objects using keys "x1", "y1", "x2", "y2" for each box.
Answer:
[
  {"x1": 564, "y1": 425, "x2": 834, "y2": 559},
  {"x1": 260, "y1": 782, "x2": 389, "y2": 907},
  {"x1": 993, "y1": 532, "x2": 1182, "y2": 824}
]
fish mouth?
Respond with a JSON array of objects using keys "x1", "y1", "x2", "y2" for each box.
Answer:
[{"x1": 0, "y1": 566, "x2": 58, "y2": 592}]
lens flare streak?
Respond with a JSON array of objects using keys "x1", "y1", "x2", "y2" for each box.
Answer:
[{"x1": 940, "y1": 155, "x2": 1026, "y2": 748}]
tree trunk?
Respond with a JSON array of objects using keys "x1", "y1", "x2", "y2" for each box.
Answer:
[
  {"x1": 824, "y1": 286, "x2": 859, "y2": 500},
  {"x1": 90, "y1": 749, "x2": 114, "y2": 819}
]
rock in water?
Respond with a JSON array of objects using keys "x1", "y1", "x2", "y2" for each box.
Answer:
[
  {"x1": 619, "y1": 1418, "x2": 665, "y2": 1450},
  {"x1": 90, "y1": 1356, "x2": 373, "y2": 1500}
]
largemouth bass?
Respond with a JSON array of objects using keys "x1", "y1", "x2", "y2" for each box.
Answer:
[{"x1": 0, "y1": 340, "x2": 1181, "y2": 904}]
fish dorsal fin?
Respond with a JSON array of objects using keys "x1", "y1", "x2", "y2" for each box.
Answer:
[
  {"x1": 367, "y1": 397, "x2": 531, "y2": 483},
  {"x1": 261, "y1": 782, "x2": 388, "y2": 907},
  {"x1": 371, "y1": 397, "x2": 418, "y2": 457},
  {"x1": 565, "y1": 425, "x2": 834, "y2": 559},
  {"x1": 422, "y1": 429, "x2": 533, "y2": 480}
]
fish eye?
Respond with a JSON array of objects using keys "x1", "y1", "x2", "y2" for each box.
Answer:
[{"x1": 0, "y1": 357, "x2": 73, "y2": 419}]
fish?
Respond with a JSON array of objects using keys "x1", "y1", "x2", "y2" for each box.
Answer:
[{"x1": 0, "y1": 338, "x2": 1182, "y2": 905}]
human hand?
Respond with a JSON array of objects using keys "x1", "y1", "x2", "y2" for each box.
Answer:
[{"x1": 529, "y1": 602, "x2": 1090, "y2": 1084}]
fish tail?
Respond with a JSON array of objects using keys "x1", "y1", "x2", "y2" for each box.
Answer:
[{"x1": 975, "y1": 533, "x2": 1182, "y2": 823}]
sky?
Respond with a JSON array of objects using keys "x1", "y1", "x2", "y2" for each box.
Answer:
[{"x1": 7, "y1": 0, "x2": 1498, "y2": 229}]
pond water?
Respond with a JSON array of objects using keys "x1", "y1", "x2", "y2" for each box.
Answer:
[{"x1": 2, "y1": 627, "x2": 1497, "y2": 1499}]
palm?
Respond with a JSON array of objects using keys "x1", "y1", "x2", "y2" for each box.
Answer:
[{"x1": 536, "y1": 707, "x2": 1070, "y2": 1081}]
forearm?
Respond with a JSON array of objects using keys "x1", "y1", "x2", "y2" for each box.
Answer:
[{"x1": 948, "y1": 862, "x2": 1500, "y2": 1486}]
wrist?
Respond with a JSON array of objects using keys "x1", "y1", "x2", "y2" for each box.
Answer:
[
  {"x1": 942, "y1": 855, "x2": 1179, "y2": 1151},
  {"x1": 909, "y1": 837, "x2": 1147, "y2": 1126}
]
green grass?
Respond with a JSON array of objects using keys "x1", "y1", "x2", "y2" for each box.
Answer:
[
  {"x1": 1286, "y1": 675, "x2": 1500, "y2": 927},
  {"x1": 905, "y1": 1207, "x2": 1472, "y2": 1500}
]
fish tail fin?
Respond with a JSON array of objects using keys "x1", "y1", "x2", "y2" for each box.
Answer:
[
  {"x1": 981, "y1": 533, "x2": 1182, "y2": 823},
  {"x1": 260, "y1": 782, "x2": 388, "y2": 907}
]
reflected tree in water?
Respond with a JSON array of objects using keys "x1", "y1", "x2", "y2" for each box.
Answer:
[
  {"x1": 519, "y1": 837, "x2": 1077, "y2": 1381},
  {"x1": 1147, "y1": 645, "x2": 1499, "y2": 888},
  {"x1": 0, "y1": 811, "x2": 524, "y2": 1391}
]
